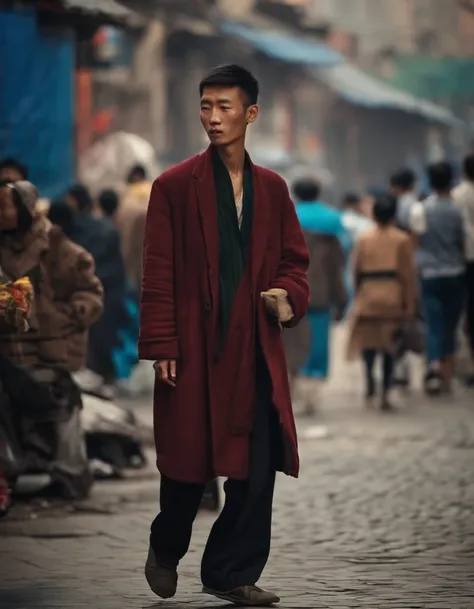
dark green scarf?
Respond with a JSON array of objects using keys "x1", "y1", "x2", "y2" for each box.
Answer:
[{"x1": 212, "y1": 147, "x2": 253, "y2": 356}]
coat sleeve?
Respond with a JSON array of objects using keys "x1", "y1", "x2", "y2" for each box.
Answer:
[
  {"x1": 398, "y1": 236, "x2": 417, "y2": 319},
  {"x1": 60, "y1": 240, "x2": 104, "y2": 329},
  {"x1": 269, "y1": 184, "x2": 310, "y2": 325},
  {"x1": 138, "y1": 179, "x2": 179, "y2": 361}
]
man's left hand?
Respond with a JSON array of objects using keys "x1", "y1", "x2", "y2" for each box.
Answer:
[{"x1": 260, "y1": 288, "x2": 294, "y2": 323}]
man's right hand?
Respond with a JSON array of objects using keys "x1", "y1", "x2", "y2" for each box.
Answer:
[{"x1": 153, "y1": 360, "x2": 177, "y2": 387}]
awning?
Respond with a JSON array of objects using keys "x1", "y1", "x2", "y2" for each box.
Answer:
[
  {"x1": 220, "y1": 21, "x2": 343, "y2": 67},
  {"x1": 316, "y1": 63, "x2": 459, "y2": 126},
  {"x1": 62, "y1": 0, "x2": 134, "y2": 19}
]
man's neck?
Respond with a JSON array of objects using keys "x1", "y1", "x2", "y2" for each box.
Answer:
[{"x1": 216, "y1": 142, "x2": 245, "y2": 176}]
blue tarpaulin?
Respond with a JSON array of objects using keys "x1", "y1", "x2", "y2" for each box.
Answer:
[
  {"x1": 220, "y1": 21, "x2": 343, "y2": 67},
  {"x1": 0, "y1": 8, "x2": 75, "y2": 198}
]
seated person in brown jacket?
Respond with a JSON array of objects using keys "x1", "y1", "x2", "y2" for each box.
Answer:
[
  {"x1": 0, "y1": 180, "x2": 104, "y2": 498},
  {"x1": 0, "y1": 181, "x2": 104, "y2": 372}
]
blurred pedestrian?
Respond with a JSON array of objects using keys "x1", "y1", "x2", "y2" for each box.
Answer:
[
  {"x1": 287, "y1": 177, "x2": 347, "y2": 414},
  {"x1": 0, "y1": 158, "x2": 28, "y2": 183},
  {"x1": 348, "y1": 194, "x2": 417, "y2": 410},
  {"x1": 341, "y1": 192, "x2": 374, "y2": 308},
  {"x1": 360, "y1": 186, "x2": 384, "y2": 219},
  {"x1": 410, "y1": 162, "x2": 466, "y2": 395},
  {"x1": 98, "y1": 189, "x2": 120, "y2": 224},
  {"x1": 390, "y1": 168, "x2": 418, "y2": 231},
  {"x1": 341, "y1": 192, "x2": 374, "y2": 245},
  {"x1": 64, "y1": 184, "x2": 126, "y2": 395},
  {"x1": 389, "y1": 169, "x2": 419, "y2": 388},
  {"x1": 452, "y1": 153, "x2": 474, "y2": 385},
  {"x1": 97, "y1": 188, "x2": 140, "y2": 386},
  {"x1": 140, "y1": 64, "x2": 309, "y2": 606},
  {"x1": 116, "y1": 165, "x2": 153, "y2": 295}
]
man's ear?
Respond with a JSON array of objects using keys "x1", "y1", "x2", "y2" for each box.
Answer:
[{"x1": 246, "y1": 104, "x2": 259, "y2": 124}]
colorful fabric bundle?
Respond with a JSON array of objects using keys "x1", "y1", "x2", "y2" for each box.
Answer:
[{"x1": 0, "y1": 277, "x2": 34, "y2": 333}]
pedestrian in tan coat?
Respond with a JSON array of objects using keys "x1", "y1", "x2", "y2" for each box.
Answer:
[
  {"x1": 0, "y1": 181, "x2": 103, "y2": 372},
  {"x1": 348, "y1": 193, "x2": 417, "y2": 410},
  {"x1": 116, "y1": 165, "x2": 153, "y2": 294}
]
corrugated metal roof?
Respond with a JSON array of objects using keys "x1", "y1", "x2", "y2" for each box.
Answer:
[
  {"x1": 316, "y1": 63, "x2": 459, "y2": 126},
  {"x1": 63, "y1": 0, "x2": 133, "y2": 19},
  {"x1": 220, "y1": 21, "x2": 343, "y2": 67}
]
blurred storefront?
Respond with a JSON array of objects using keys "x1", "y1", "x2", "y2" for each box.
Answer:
[{"x1": 0, "y1": 0, "x2": 134, "y2": 198}]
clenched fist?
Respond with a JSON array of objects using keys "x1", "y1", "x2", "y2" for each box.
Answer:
[
  {"x1": 260, "y1": 288, "x2": 294, "y2": 323},
  {"x1": 154, "y1": 360, "x2": 177, "y2": 387}
]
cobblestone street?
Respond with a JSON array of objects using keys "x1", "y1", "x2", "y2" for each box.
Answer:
[{"x1": 1, "y1": 328, "x2": 474, "y2": 608}]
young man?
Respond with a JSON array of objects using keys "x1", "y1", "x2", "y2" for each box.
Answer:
[
  {"x1": 452, "y1": 153, "x2": 474, "y2": 384},
  {"x1": 139, "y1": 64, "x2": 309, "y2": 606}
]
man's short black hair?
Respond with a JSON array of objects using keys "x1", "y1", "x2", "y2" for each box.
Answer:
[
  {"x1": 199, "y1": 64, "x2": 259, "y2": 106},
  {"x1": 390, "y1": 168, "x2": 416, "y2": 191},
  {"x1": 463, "y1": 153, "x2": 474, "y2": 181},
  {"x1": 427, "y1": 161, "x2": 453, "y2": 192},
  {"x1": 98, "y1": 189, "x2": 119, "y2": 217},
  {"x1": 373, "y1": 193, "x2": 398, "y2": 226},
  {"x1": 342, "y1": 192, "x2": 361, "y2": 208},
  {"x1": 292, "y1": 177, "x2": 321, "y2": 202},
  {"x1": 0, "y1": 157, "x2": 28, "y2": 180},
  {"x1": 127, "y1": 164, "x2": 147, "y2": 184}
]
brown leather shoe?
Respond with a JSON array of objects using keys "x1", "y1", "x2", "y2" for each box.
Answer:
[
  {"x1": 144, "y1": 545, "x2": 177, "y2": 599},
  {"x1": 203, "y1": 584, "x2": 280, "y2": 606}
]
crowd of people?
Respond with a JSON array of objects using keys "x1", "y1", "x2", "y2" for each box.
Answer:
[
  {"x1": 0, "y1": 157, "x2": 153, "y2": 515},
  {"x1": 287, "y1": 155, "x2": 474, "y2": 412},
  {"x1": 2, "y1": 57, "x2": 474, "y2": 606},
  {"x1": 1, "y1": 147, "x2": 473, "y2": 516},
  {"x1": 1, "y1": 150, "x2": 474, "y2": 516}
]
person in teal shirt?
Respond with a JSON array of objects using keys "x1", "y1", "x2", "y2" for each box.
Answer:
[{"x1": 292, "y1": 178, "x2": 347, "y2": 396}]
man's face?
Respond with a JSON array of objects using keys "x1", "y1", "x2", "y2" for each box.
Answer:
[
  {"x1": 0, "y1": 187, "x2": 19, "y2": 230},
  {"x1": 0, "y1": 167, "x2": 24, "y2": 183},
  {"x1": 200, "y1": 86, "x2": 258, "y2": 147}
]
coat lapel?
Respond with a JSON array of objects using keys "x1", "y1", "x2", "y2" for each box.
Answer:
[
  {"x1": 192, "y1": 149, "x2": 272, "y2": 302},
  {"x1": 193, "y1": 147, "x2": 219, "y2": 312},
  {"x1": 250, "y1": 164, "x2": 272, "y2": 287}
]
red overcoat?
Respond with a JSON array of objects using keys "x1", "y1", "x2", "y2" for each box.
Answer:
[{"x1": 138, "y1": 146, "x2": 309, "y2": 483}]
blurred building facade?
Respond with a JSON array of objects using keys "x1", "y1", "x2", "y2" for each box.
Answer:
[{"x1": 1, "y1": 0, "x2": 471, "y2": 200}]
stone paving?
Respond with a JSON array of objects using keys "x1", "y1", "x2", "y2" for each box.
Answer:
[{"x1": 1, "y1": 327, "x2": 474, "y2": 608}]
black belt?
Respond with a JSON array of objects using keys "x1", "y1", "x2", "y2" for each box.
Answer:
[{"x1": 356, "y1": 270, "x2": 397, "y2": 287}]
